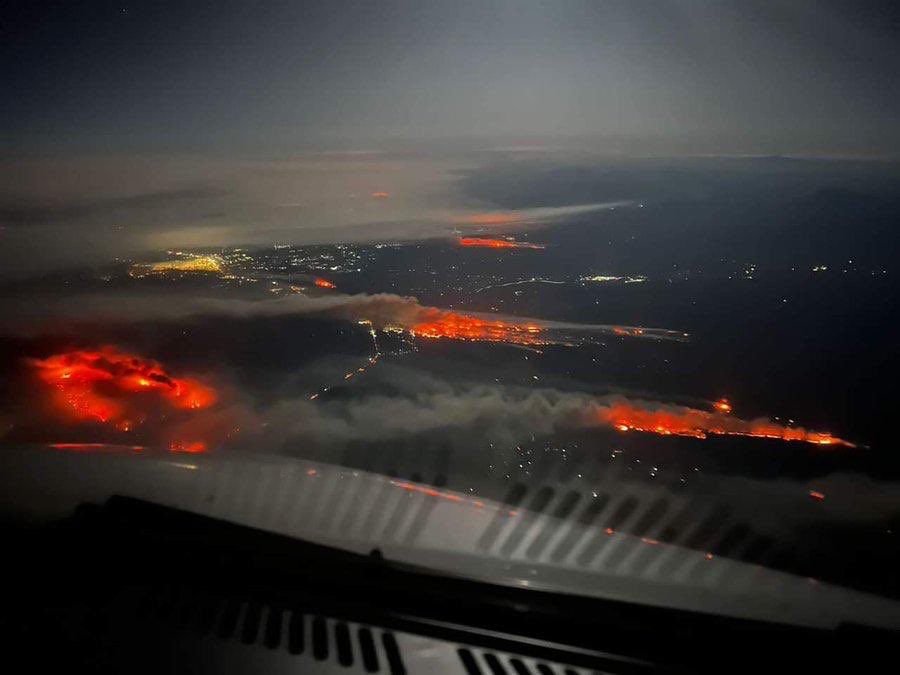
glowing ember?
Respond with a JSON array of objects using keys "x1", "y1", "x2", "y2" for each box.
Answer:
[
  {"x1": 410, "y1": 310, "x2": 547, "y2": 346},
  {"x1": 371, "y1": 191, "x2": 390, "y2": 198},
  {"x1": 809, "y1": 490, "x2": 826, "y2": 500},
  {"x1": 459, "y1": 237, "x2": 545, "y2": 250},
  {"x1": 29, "y1": 348, "x2": 217, "y2": 435},
  {"x1": 596, "y1": 400, "x2": 855, "y2": 448},
  {"x1": 314, "y1": 278, "x2": 336, "y2": 289}
]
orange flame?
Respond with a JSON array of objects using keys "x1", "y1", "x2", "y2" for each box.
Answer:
[
  {"x1": 314, "y1": 278, "x2": 336, "y2": 289},
  {"x1": 410, "y1": 311, "x2": 546, "y2": 345},
  {"x1": 597, "y1": 400, "x2": 855, "y2": 448},
  {"x1": 713, "y1": 398, "x2": 732, "y2": 414},
  {"x1": 459, "y1": 237, "x2": 545, "y2": 250},
  {"x1": 371, "y1": 191, "x2": 390, "y2": 198},
  {"x1": 29, "y1": 348, "x2": 217, "y2": 442}
]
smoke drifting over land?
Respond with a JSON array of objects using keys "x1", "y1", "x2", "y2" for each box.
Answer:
[
  {"x1": 270, "y1": 384, "x2": 855, "y2": 450},
  {"x1": 1, "y1": 290, "x2": 686, "y2": 346}
]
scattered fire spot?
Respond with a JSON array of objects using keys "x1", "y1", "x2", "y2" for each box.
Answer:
[
  {"x1": 809, "y1": 490, "x2": 826, "y2": 500},
  {"x1": 314, "y1": 278, "x2": 336, "y2": 289},
  {"x1": 605, "y1": 527, "x2": 615, "y2": 536},
  {"x1": 599, "y1": 401, "x2": 855, "y2": 448},
  {"x1": 613, "y1": 327, "x2": 645, "y2": 337},
  {"x1": 371, "y1": 191, "x2": 390, "y2": 198},
  {"x1": 458, "y1": 237, "x2": 545, "y2": 250},
  {"x1": 307, "y1": 469, "x2": 318, "y2": 476},
  {"x1": 713, "y1": 398, "x2": 732, "y2": 414}
]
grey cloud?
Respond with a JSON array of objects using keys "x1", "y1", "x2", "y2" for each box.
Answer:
[{"x1": 0, "y1": 186, "x2": 229, "y2": 227}]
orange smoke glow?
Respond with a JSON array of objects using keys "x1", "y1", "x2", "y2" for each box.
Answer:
[
  {"x1": 29, "y1": 348, "x2": 217, "y2": 446},
  {"x1": 314, "y1": 278, "x2": 336, "y2": 289},
  {"x1": 459, "y1": 237, "x2": 545, "y2": 250},
  {"x1": 460, "y1": 213, "x2": 520, "y2": 225},
  {"x1": 597, "y1": 401, "x2": 855, "y2": 448},
  {"x1": 410, "y1": 311, "x2": 546, "y2": 346}
]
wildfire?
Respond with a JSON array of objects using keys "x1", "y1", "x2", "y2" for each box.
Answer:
[
  {"x1": 314, "y1": 278, "x2": 336, "y2": 289},
  {"x1": 29, "y1": 348, "x2": 217, "y2": 447},
  {"x1": 596, "y1": 400, "x2": 855, "y2": 448},
  {"x1": 410, "y1": 311, "x2": 547, "y2": 346},
  {"x1": 459, "y1": 237, "x2": 545, "y2": 250}
]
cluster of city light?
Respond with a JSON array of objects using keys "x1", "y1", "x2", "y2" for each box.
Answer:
[
  {"x1": 129, "y1": 255, "x2": 225, "y2": 277},
  {"x1": 580, "y1": 274, "x2": 647, "y2": 284}
]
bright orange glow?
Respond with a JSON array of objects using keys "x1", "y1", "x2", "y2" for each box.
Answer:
[
  {"x1": 713, "y1": 398, "x2": 732, "y2": 414},
  {"x1": 314, "y1": 278, "x2": 336, "y2": 289},
  {"x1": 29, "y1": 347, "x2": 217, "y2": 432},
  {"x1": 49, "y1": 442, "x2": 145, "y2": 452},
  {"x1": 410, "y1": 310, "x2": 547, "y2": 346},
  {"x1": 809, "y1": 490, "x2": 826, "y2": 500},
  {"x1": 169, "y1": 441, "x2": 207, "y2": 454},
  {"x1": 371, "y1": 191, "x2": 390, "y2": 198},
  {"x1": 460, "y1": 213, "x2": 519, "y2": 225},
  {"x1": 597, "y1": 401, "x2": 856, "y2": 448},
  {"x1": 458, "y1": 237, "x2": 545, "y2": 250}
]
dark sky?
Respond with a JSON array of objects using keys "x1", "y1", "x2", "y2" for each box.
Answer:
[{"x1": 3, "y1": 0, "x2": 900, "y2": 157}]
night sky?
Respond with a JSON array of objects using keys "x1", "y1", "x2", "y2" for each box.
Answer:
[{"x1": 3, "y1": 0, "x2": 899, "y2": 156}]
